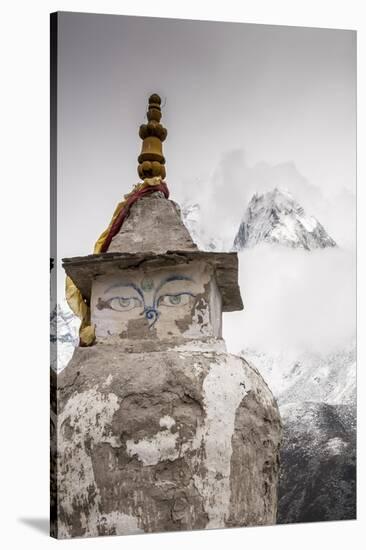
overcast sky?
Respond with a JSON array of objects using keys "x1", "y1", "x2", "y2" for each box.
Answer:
[{"x1": 56, "y1": 12, "x2": 356, "y2": 327}]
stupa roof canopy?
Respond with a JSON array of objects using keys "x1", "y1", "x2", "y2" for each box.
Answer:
[{"x1": 63, "y1": 193, "x2": 243, "y2": 311}]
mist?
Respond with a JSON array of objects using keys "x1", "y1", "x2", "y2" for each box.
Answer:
[
  {"x1": 223, "y1": 244, "x2": 356, "y2": 356},
  {"x1": 176, "y1": 149, "x2": 355, "y2": 252}
]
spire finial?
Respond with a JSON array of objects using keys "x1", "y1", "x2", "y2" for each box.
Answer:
[{"x1": 138, "y1": 93, "x2": 167, "y2": 182}]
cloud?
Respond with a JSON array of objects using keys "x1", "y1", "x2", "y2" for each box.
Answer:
[
  {"x1": 223, "y1": 244, "x2": 356, "y2": 355},
  {"x1": 177, "y1": 149, "x2": 355, "y2": 250}
]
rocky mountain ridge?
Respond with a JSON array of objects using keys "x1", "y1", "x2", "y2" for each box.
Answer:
[{"x1": 233, "y1": 188, "x2": 337, "y2": 251}]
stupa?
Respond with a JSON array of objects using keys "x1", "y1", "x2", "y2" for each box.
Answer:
[{"x1": 52, "y1": 94, "x2": 282, "y2": 539}]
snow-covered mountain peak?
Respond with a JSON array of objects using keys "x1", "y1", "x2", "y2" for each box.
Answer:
[
  {"x1": 50, "y1": 302, "x2": 80, "y2": 372},
  {"x1": 233, "y1": 188, "x2": 336, "y2": 251}
]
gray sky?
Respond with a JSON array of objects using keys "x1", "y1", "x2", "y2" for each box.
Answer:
[{"x1": 56, "y1": 12, "x2": 356, "y2": 300}]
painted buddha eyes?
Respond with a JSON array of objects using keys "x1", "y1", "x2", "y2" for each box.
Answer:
[
  {"x1": 106, "y1": 296, "x2": 142, "y2": 312},
  {"x1": 157, "y1": 292, "x2": 194, "y2": 307},
  {"x1": 99, "y1": 275, "x2": 197, "y2": 328},
  {"x1": 106, "y1": 292, "x2": 194, "y2": 312}
]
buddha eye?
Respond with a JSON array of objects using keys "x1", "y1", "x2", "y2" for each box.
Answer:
[
  {"x1": 106, "y1": 296, "x2": 142, "y2": 312},
  {"x1": 157, "y1": 292, "x2": 195, "y2": 308}
]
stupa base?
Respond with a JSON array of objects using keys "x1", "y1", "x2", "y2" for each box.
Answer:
[{"x1": 51, "y1": 343, "x2": 281, "y2": 539}]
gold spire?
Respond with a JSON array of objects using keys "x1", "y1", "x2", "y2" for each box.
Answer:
[{"x1": 138, "y1": 93, "x2": 167, "y2": 182}]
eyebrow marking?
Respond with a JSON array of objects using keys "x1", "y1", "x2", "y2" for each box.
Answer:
[{"x1": 155, "y1": 275, "x2": 194, "y2": 295}]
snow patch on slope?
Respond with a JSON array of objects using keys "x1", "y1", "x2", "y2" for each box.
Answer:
[
  {"x1": 50, "y1": 301, "x2": 80, "y2": 372},
  {"x1": 242, "y1": 342, "x2": 356, "y2": 406}
]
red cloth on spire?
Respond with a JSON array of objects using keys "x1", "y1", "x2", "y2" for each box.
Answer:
[{"x1": 100, "y1": 181, "x2": 169, "y2": 253}]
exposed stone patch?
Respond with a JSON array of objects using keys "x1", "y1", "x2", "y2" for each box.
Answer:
[
  {"x1": 97, "y1": 512, "x2": 142, "y2": 536},
  {"x1": 56, "y1": 387, "x2": 121, "y2": 538},
  {"x1": 227, "y1": 387, "x2": 282, "y2": 527},
  {"x1": 107, "y1": 195, "x2": 198, "y2": 255},
  {"x1": 176, "y1": 292, "x2": 211, "y2": 338},
  {"x1": 120, "y1": 317, "x2": 157, "y2": 340}
]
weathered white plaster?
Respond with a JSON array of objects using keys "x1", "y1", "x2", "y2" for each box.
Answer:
[
  {"x1": 126, "y1": 425, "x2": 179, "y2": 466},
  {"x1": 103, "y1": 373, "x2": 114, "y2": 387},
  {"x1": 192, "y1": 356, "x2": 249, "y2": 528},
  {"x1": 171, "y1": 338, "x2": 226, "y2": 354},
  {"x1": 56, "y1": 387, "x2": 143, "y2": 537},
  {"x1": 159, "y1": 415, "x2": 176, "y2": 429}
]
